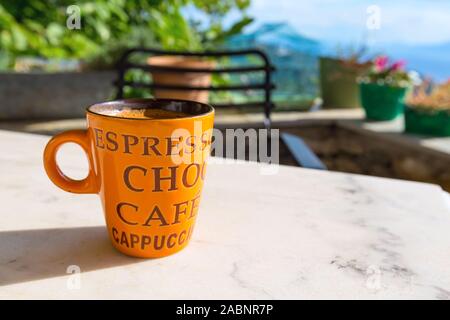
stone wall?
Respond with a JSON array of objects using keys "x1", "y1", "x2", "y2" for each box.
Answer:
[
  {"x1": 283, "y1": 124, "x2": 450, "y2": 191},
  {"x1": 0, "y1": 71, "x2": 116, "y2": 120}
]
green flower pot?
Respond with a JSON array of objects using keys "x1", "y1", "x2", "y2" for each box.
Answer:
[
  {"x1": 359, "y1": 83, "x2": 407, "y2": 121},
  {"x1": 404, "y1": 106, "x2": 450, "y2": 136}
]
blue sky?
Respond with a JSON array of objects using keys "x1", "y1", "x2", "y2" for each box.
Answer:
[{"x1": 242, "y1": 0, "x2": 450, "y2": 46}]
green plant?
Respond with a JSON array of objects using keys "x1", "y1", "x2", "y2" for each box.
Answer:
[
  {"x1": 0, "y1": 0, "x2": 253, "y2": 70},
  {"x1": 404, "y1": 80, "x2": 450, "y2": 137}
]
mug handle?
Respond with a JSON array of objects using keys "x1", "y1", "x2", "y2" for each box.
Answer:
[{"x1": 43, "y1": 129, "x2": 98, "y2": 194}]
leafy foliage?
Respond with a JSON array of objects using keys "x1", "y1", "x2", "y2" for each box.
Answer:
[{"x1": 0, "y1": 0, "x2": 253, "y2": 69}]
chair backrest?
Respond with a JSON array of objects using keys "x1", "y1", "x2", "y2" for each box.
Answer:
[{"x1": 114, "y1": 48, "x2": 276, "y2": 127}]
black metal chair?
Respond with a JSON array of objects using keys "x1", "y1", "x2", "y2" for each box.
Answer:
[{"x1": 114, "y1": 47, "x2": 326, "y2": 170}]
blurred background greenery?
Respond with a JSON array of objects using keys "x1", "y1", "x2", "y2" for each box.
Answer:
[{"x1": 0, "y1": 0, "x2": 253, "y2": 70}]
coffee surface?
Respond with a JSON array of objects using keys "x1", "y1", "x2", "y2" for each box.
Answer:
[{"x1": 102, "y1": 108, "x2": 190, "y2": 119}]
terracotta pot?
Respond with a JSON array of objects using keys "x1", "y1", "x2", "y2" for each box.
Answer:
[{"x1": 147, "y1": 56, "x2": 214, "y2": 103}]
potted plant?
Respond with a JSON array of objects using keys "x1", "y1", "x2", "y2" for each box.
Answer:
[
  {"x1": 358, "y1": 56, "x2": 417, "y2": 121},
  {"x1": 146, "y1": 12, "x2": 254, "y2": 104},
  {"x1": 319, "y1": 46, "x2": 371, "y2": 108},
  {"x1": 404, "y1": 80, "x2": 450, "y2": 136}
]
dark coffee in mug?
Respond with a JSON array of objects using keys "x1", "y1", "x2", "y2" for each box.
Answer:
[{"x1": 102, "y1": 108, "x2": 190, "y2": 119}]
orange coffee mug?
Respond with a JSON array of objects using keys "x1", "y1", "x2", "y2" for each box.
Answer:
[{"x1": 43, "y1": 99, "x2": 214, "y2": 258}]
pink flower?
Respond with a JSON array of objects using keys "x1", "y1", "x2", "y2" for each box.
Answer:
[
  {"x1": 391, "y1": 60, "x2": 406, "y2": 71},
  {"x1": 374, "y1": 55, "x2": 388, "y2": 71}
]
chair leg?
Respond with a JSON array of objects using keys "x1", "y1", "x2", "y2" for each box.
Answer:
[{"x1": 280, "y1": 132, "x2": 327, "y2": 170}]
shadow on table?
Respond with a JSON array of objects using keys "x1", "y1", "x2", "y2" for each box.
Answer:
[{"x1": 0, "y1": 226, "x2": 143, "y2": 286}]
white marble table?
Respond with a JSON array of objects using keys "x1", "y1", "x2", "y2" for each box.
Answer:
[{"x1": 0, "y1": 129, "x2": 449, "y2": 299}]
